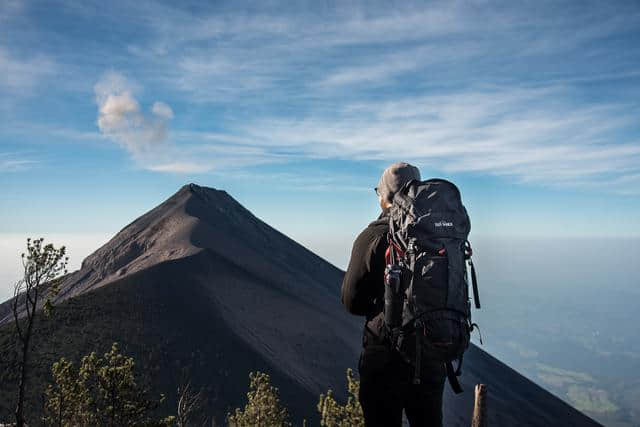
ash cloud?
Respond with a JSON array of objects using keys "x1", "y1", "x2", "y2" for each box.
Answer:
[
  {"x1": 95, "y1": 72, "x2": 172, "y2": 161},
  {"x1": 93, "y1": 72, "x2": 272, "y2": 174}
]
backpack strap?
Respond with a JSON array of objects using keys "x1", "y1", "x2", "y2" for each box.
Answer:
[
  {"x1": 465, "y1": 241, "x2": 481, "y2": 309},
  {"x1": 469, "y1": 258, "x2": 481, "y2": 309},
  {"x1": 445, "y1": 359, "x2": 464, "y2": 394},
  {"x1": 413, "y1": 321, "x2": 422, "y2": 385},
  {"x1": 455, "y1": 353, "x2": 464, "y2": 376},
  {"x1": 470, "y1": 322, "x2": 484, "y2": 345}
]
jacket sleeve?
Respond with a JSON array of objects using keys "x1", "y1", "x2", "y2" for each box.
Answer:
[{"x1": 341, "y1": 228, "x2": 387, "y2": 317}]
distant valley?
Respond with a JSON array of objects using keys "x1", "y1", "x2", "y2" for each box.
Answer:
[{"x1": 470, "y1": 236, "x2": 640, "y2": 427}]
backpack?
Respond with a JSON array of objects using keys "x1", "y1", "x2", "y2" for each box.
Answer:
[{"x1": 383, "y1": 178, "x2": 481, "y2": 393}]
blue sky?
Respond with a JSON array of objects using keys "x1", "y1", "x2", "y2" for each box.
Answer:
[{"x1": 1, "y1": 0, "x2": 640, "y2": 297}]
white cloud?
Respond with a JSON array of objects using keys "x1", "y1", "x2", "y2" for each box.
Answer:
[
  {"x1": 79, "y1": 5, "x2": 640, "y2": 195},
  {"x1": 119, "y1": 1, "x2": 640, "y2": 102},
  {"x1": 233, "y1": 87, "x2": 640, "y2": 192},
  {"x1": 95, "y1": 72, "x2": 150, "y2": 154},
  {"x1": 316, "y1": 44, "x2": 464, "y2": 87},
  {"x1": 0, "y1": 48, "x2": 55, "y2": 93},
  {"x1": 151, "y1": 101, "x2": 174, "y2": 120},
  {"x1": 94, "y1": 72, "x2": 279, "y2": 174},
  {"x1": 95, "y1": 72, "x2": 185, "y2": 170},
  {"x1": 91, "y1": 75, "x2": 640, "y2": 194},
  {"x1": 0, "y1": 153, "x2": 38, "y2": 171},
  {"x1": 148, "y1": 162, "x2": 208, "y2": 173}
]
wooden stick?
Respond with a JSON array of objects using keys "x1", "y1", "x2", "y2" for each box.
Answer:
[{"x1": 472, "y1": 384, "x2": 487, "y2": 427}]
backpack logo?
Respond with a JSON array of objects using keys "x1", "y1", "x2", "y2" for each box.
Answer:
[{"x1": 434, "y1": 220, "x2": 453, "y2": 227}]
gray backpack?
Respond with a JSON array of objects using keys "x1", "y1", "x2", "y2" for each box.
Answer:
[{"x1": 384, "y1": 178, "x2": 481, "y2": 393}]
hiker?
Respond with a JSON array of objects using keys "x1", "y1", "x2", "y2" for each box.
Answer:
[{"x1": 341, "y1": 162, "x2": 447, "y2": 427}]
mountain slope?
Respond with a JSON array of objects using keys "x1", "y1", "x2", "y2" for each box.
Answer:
[{"x1": 0, "y1": 183, "x2": 600, "y2": 426}]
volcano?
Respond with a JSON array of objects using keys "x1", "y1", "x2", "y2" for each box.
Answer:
[{"x1": 0, "y1": 183, "x2": 599, "y2": 426}]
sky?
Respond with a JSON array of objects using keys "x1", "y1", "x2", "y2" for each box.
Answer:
[{"x1": 1, "y1": 0, "x2": 640, "y2": 299}]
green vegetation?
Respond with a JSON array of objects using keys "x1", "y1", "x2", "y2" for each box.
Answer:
[
  {"x1": 2, "y1": 237, "x2": 367, "y2": 426},
  {"x1": 0, "y1": 251, "x2": 226, "y2": 425},
  {"x1": 43, "y1": 343, "x2": 174, "y2": 426},
  {"x1": 12, "y1": 238, "x2": 68, "y2": 427},
  {"x1": 227, "y1": 372, "x2": 291, "y2": 426},
  {"x1": 226, "y1": 369, "x2": 364, "y2": 427},
  {"x1": 38, "y1": 354, "x2": 366, "y2": 427},
  {"x1": 317, "y1": 369, "x2": 364, "y2": 427}
]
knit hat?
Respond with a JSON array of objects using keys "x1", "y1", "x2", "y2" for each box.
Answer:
[{"x1": 376, "y1": 162, "x2": 421, "y2": 203}]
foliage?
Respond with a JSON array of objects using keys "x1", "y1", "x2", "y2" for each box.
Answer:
[
  {"x1": 42, "y1": 357, "x2": 80, "y2": 425},
  {"x1": 43, "y1": 342, "x2": 175, "y2": 426},
  {"x1": 12, "y1": 237, "x2": 68, "y2": 426},
  {"x1": 14, "y1": 237, "x2": 68, "y2": 320},
  {"x1": 317, "y1": 369, "x2": 364, "y2": 427},
  {"x1": 227, "y1": 371, "x2": 291, "y2": 427}
]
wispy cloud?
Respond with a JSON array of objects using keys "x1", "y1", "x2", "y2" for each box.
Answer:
[
  {"x1": 93, "y1": 67, "x2": 640, "y2": 193},
  {"x1": 6, "y1": 0, "x2": 640, "y2": 195},
  {"x1": 230, "y1": 87, "x2": 640, "y2": 192},
  {"x1": 0, "y1": 48, "x2": 56, "y2": 94},
  {"x1": 147, "y1": 162, "x2": 208, "y2": 174},
  {"x1": 0, "y1": 153, "x2": 38, "y2": 172},
  {"x1": 316, "y1": 43, "x2": 481, "y2": 88},
  {"x1": 116, "y1": 2, "x2": 499, "y2": 102},
  {"x1": 115, "y1": 1, "x2": 640, "y2": 101}
]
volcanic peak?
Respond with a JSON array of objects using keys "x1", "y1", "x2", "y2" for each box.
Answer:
[{"x1": 68, "y1": 182, "x2": 266, "y2": 297}]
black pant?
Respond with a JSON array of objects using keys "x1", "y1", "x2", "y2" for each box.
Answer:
[{"x1": 358, "y1": 344, "x2": 446, "y2": 427}]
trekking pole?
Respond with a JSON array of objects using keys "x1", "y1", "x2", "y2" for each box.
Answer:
[{"x1": 471, "y1": 384, "x2": 487, "y2": 427}]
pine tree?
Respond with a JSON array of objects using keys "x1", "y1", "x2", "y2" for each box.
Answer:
[
  {"x1": 12, "y1": 237, "x2": 68, "y2": 427},
  {"x1": 227, "y1": 372, "x2": 291, "y2": 427},
  {"x1": 317, "y1": 369, "x2": 364, "y2": 427},
  {"x1": 42, "y1": 343, "x2": 174, "y2": 426}
]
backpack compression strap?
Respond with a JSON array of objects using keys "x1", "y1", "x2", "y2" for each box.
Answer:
[
  {"x1": 413, "y1": 321, "x2": 422, "y2": 385},
  {"x1": 465, "y1": 241, "x2": 481, "y2": 309},
  {"x1": 469, "y1": 259, "x2": 481, "y2": 309},
  {"x1": 385, "y1": 233, "x2": 405, "y2": 265},
  {"x1": 445, "y1": 360, "x2": 464, "y2": 394}
]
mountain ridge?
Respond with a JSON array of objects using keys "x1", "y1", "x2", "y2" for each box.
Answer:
[{"x1": 1, "y1": 183, "x2": 341, "y2": 325}]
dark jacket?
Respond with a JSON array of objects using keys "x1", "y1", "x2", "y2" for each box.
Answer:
[
  {"x1": 341, "y1": 210, "x2": 390, "y2": 347},
  {"x1": 342, "y1": 211, "x2": 446, "y2": 427}
]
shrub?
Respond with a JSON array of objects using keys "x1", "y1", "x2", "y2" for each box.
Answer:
[
  {"x1": 317, "y1": 369, "x2": 364, "y2": 427},
  {"x1": 42, "y1": 343, "x2": 174, "y2": 426},
  {"x1": 227, "y1": 372, "x2": 290, "y2": 427}
]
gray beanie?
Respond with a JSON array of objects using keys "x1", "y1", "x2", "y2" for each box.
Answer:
[{"x1": 376, "y1": 162, "x2": 421, "y2": 203}]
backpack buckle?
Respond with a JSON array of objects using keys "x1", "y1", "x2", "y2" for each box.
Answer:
[{"x1": 464, "y1": 240, "x2": 473, "y2": 258}]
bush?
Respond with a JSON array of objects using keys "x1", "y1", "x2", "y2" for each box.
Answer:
[
  {"x1": 42, "y1": 342, "x2": 174, "y2": 426},
  {"x1": 317, "y1": 369, "x2": 364, "y2": 427},
  {"x1": 227, "y1": 372, "x2": 290, "y2": 427}
]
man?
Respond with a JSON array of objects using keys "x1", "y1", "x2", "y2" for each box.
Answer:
[{"x1": 341, "y1": 162, "x2": 446, "y2": 427}]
